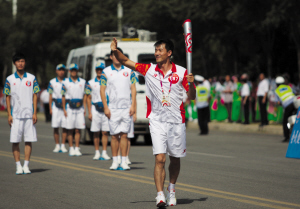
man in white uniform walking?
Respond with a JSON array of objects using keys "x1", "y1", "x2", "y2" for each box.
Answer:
[
  {"x1": 3, "y1": 53, "x2": 40, "y2": 174},
  {"x1": 62, "y1": 63, "x2": 87, "y2": 157},
  {"x1": 110, "y1": 38, "x2": 195, "y2": 207},
  {"x1": 86, "y1": 62, "x2": 111, "y2": 160},
  {"x1": 48, "y1": 64, "x2": 68, "y2": 153}
]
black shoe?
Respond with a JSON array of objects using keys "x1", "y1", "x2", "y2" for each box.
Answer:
[
  {"x1": 282, "y1": 138, "x2": 289, "y2": 143},
  {"x1": 242, "y1": 122, "x2": 249, "y2": 125}
]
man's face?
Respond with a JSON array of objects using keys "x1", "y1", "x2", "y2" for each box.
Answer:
[
  {"x1": 155, "y1": 44, "x2": 172, "y2": 63},
  {"x1": 14, "y1": 59, "x2": 26, "y2": 71},
  {"x1": 96, "y1": 68, "x2": 103, "y2": 77},
  {"x1": 110, "y1": 53, "x2": 120, "y2": 65},
  {"x1": 259, "y1": 73, "x2": 264, "y2": 81},
  {"x1": 70, "y1": 69, "x2": 77, "y2": 77},
  {"x1": 225, "y1": 75, "x2": 230, "y2": 82},
  {"x1": 56, "y1": 69, "x2": 65, "y2": 78}
]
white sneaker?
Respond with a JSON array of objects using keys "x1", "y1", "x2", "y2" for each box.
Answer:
[
  {"x1": 74, "y1": 148, "x2": 82, "y2": 157},
  {"x1": 69, "y1": 147, "x2": 75, "y2": 156},
  {"x1": 155, "y1": 194, "x2": 166, "y2": 208},
  {"x1": 23, "y1": 166, "x2": 31, "y2": 174},
  {"x1": 60, "y1": 146, "x2": 68, "y2": 153},
  {"x1": 53, "y1": 145, "x2": 60, "y2": 153},
  {"x1": 109, "y1": 161, "x2": 119, "y2": 170},
  {"x1": 101, "y1": 152, "x2": 111, "y2": 160},
  {"x1": 165, "y1": 187, "x2": 177, "y2": 206},
  {"x1": 16, "y1": 165, "x2": 23, "y2": 175},
  {"x1": 120, "y1": 162, "x2": 130, "y2": 170},
  {"x1": 93, "y1": 152, "x2": 101, "y2": 160},
  {"x1": 126, "y1": 156, "x2": 132, "y2": 165},
  {"x1": 117, "y1": 156, "x2": 121, "y2": 164}
]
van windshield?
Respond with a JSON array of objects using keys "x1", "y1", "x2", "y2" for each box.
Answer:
[{"x1": 138, "y1": 54, "x2": 156, "y2": 64}]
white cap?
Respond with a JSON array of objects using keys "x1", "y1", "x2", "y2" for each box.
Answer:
[
  {"x1": 194, "y1": 75, "x2": 204, "y2": 82},
  {"x1": 275, "y1": 76, "x2": 285, "y2": 84}
]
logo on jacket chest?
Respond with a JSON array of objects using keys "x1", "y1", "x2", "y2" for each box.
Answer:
[
  {"x1": 25, "y1": 81, "x2": 31, "y2": 87},
  {"x1": 123, "y1": 72, "x2": 129, "y2": 77},
  {"x1": 168, "y1": 73, "x2": 179, "y2": 84}
]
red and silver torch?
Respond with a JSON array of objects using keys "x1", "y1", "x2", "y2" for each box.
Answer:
[{"x1": 183, "y1": 19, "x2": 192, "y2": 74}]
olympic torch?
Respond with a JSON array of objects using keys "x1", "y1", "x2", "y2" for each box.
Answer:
[{"x1": 183, "y1": 19, "x2": 192, "y2": 74}]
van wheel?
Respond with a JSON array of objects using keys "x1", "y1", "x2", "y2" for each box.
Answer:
[
  {"x1": 144, "y1": 134, "x2": 152, "y2": 145},
  {"x1": 130, "y1": 134, "x2": 139, "y2": 145}
]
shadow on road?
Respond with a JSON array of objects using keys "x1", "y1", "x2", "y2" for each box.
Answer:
[
  {"x1": 129, "y1": 197, "x2": 207, "y2": 206},
  {"x1": 81, "y1": 153, "x2": 93, "y2": 156},
  {"x1": 31, "y1": 169, "x2": 50, "y2": 173},
  {"x1": 129, "y1": 167, "x2": 146, "y2": 170},
  {"x1": 130, "y1": 162, "x2": 144, "y2": 165},
  {"x1": 177, "y1": 197, "x2": 208, "y2": 204}
]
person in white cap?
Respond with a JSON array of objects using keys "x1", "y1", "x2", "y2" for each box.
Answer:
[
  {"x1": 86, "y1": 62, "x2": 111, "y2": 160},
  {"x1": 3, "y1": 53, "x2": 40, "y2": 174},
  {"x1": 48, "y1": 64, "x2": 68, "y2": 153},
  {"x1": 62, "y1": 63, "x2": 87, "y2": 156},
  {"x1": 275, "y1": 76, "x2": 296, "y2": 142},
  {"x1": 195, "y1": 75, "x2": 210, "y2": 135}
]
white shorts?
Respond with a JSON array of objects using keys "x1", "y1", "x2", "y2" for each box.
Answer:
[
  {"x1": 127, "y1": 117, "x2": 134, "y2": 138},
  {"x1": 90, "y1": 105, "x2": 109, "y2": 132},
  {"x1": 51, "y1": 106, "x2": 67, "y2": 128},
  {"x1": 66, "y1": 108, "x2": 85, "y2": 130},
  {"x1": 10, "y1": 118, "x2": 37, "y2": 143},
  {"x1": 109, "y1": 108, "x2": 131, "y2": 135},
  {"x1": 149, "y1": 119, "x2": 186, "y2": 158}
]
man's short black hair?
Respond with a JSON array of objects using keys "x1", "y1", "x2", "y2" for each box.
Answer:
[
  {"x1": 111, "y1": 47, "x2": 123, "y2": 55},
  {"x1": 12, "y1": 53, "x2": 26, "y2": 63},
  {"x1": 154, "y1": 39, "x2": 174, "y2": 54}
]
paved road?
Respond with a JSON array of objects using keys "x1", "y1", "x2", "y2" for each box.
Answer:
[{"x1": 1, "y1": 117, "x2": 300, "y2": 209}]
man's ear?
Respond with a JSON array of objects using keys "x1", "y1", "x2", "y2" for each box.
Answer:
[{"x1": 167, "y1": 50, "x2": 172, "y2": 57}]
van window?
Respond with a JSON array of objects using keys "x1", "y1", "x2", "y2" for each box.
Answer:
[
  {"x1": 85, "y1": 55, "x2": 93, "y2": 81},
  {"x1": 103, "y1": 54, "x2": 129, "y2": 67},
  {"x1": 71, "y1": 57, "x2": 78, "y2": 65},
  {"x1": 138, "y1": 54, "x2": 156, "y2": 64},
  {"x1": 78, "y1": 56, "x2": 85, "y2": 77}
]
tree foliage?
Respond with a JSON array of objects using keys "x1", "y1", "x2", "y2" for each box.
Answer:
[{"x1": 0, "y1": 0, "x2": 299, "y2": 86}]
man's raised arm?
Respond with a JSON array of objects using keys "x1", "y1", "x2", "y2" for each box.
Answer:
[{"x1": 111, "y1": 38, "x2": 136, "y2": 70}]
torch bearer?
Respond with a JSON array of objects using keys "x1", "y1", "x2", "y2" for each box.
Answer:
[{"x1": 183, "y1": 19, "x2": 192, "y2": 74}]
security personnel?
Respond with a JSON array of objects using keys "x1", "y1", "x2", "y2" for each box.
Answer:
[
  {"x1": 195, "y1": 75, "x2": 210, "y2": 135},
  {"x1": 275, "y1": 76, "x2": 296, "y2": 142}
]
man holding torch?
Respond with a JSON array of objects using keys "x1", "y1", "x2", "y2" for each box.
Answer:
[{"x1": 110, "y1": 37, "x2": 195, "y2": 207}]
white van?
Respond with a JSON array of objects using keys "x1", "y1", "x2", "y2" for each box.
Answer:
[{"x1": 66, "y1": 40, "x2": 156, "y2": 144}]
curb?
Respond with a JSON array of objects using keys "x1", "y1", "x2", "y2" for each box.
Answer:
[{"x1": 186, "y1": 120, "x2": 283, "y2": 136}]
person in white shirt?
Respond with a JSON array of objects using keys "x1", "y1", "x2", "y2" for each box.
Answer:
[
  {"x1": 109, "y1": 38, "x2": 195, "y2": 207},
  {"x1": 40, "y1": 87, "x2": 51, "y2": 122},
  {"x1": 100, "y1": 47, "x2": 137, "y2": 171},
  {"x1": 86, "y1": 62, "x2": 111, "y2": 160},
  {"x1": 240, "y1": 75, "x2": 250, "y2": 124},
  {"x1": 256, "y1": 73, "x2": 269, "y2": 126},
  {"x1": 223, "y1": 75, "x2": 234, "y2": 122},
  {"x1": 62, "y1": 63, "x2": 87, "y2": 157},
  {"x1": 48, "y1": 64, "x2": 68, "y2": 153},
  {"x1": 3, "y1": 53, "x2": 40, "y2": 175}
]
